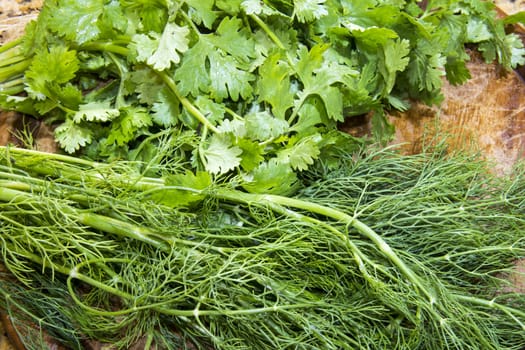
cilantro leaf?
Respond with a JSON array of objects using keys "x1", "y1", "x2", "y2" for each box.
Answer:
[
  {"x1": 209, "y1": 50, "x2": 255, "y2": 102},
  {"x1": 217, "y1": 119, "x2": 247, "y2": 137},
  {"x1": 106, "y1": 107, "x2": 152, "y2": 146},
  {"x1": 466, "y1": 17, "x2": 492, "y2": 43},
  {"x1": 236, "y1": 138, "x2": 265, "y2": 172},
  {"x1": 25, "y1": 46, "x2": 79, "y2": 100},
  {"x1": 185, "y1": 0, "x2": 217, "y2": 29},
  {"x1": 132, "y1": 23, "x2": 190, "y2": 71},
  {"x1": 130, "y1": 34, "x2": 158, "y2": 63},
  {"x1": 379, "y1": 39, "x2": 410, "y2": 96},
  {"x1": 504, "y1": 33, "x2": 525, "y2": 68},
  {"x1": 241, "y1": 0, "x2": 279, "y2": 16},
  {"x1": 203, "y1": 134, "x2": 243, "y2": 174},
  {"x1": 173, "y1": 41, "x2": 212, "y2": 97},
  {"x1": 73, "y1": 101, "x2": 120, "y2": 123},
  {"x1": 245, "y1": 111, "x2": 289, "y2": 141},
  {"x1": 256, "y1": 52, "x2": 296, "y2": 119},
  {"x1": 47, "y1": 0, "x2": 104, "y2": 44},
  {"x1": 55, "y1": 118, "x2": 93, "y2": 153},
  {"x1": 405, "y1": 39, "x2": 446, "y2": 94},
  {"x1": 152, "y1": 91, "x2": 180, "y2": 127},
  {"x1": 242, "y1": 159, "x2": 299, "y2": 195},
  {"x1": 294, "y1": 44, "x2": 347, "y2": 121},
  {"x1": 292, "y1": 0, "x2": 328, "y2": 23},
  {"x1": 212, "y1": 17, "x2": 256, "y2": 63},
  {"x1": 445, "y1": 57, "x2": 471, "y2": 86},
  {"x1": 129, "y1": 68, "x2": 166, "y2": 105},
  {"x1": 194, "y1": 96, "x2": 226, "y2": 125},
  {"x1": 276, "y1": 133, "x2": 321, "y2": 171}
]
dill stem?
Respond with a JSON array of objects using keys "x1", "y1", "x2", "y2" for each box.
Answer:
[
  {"x1": 0, "y1": 186, "x2": 169, "y2": 251},
  {"x1": 213, "y1": 188, "x2": 436, "y2": 303},
  {"x1": 452, "y1": 294, "x2": 525, "y2": 330},
  {"x1": 0, "y1": 146, "x2": 96, "y2": 167}
]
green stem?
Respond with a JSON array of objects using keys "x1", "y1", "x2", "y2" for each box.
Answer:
[
  {"x1": 80, "y1": 41, "x2": 130, "y2": 56},
  {"x1": 0, "y1": 37, "x2": 23, "y2": 54},
  {"x1": 77, "y1": 212, "x2": 170, "y2": 251},
  {"x1": 452, "y1": 294, "x2": 525, "y2": 330},
  {"x1": 0, "y1": 59, "x2": 31, "y2": 82},
  {"x1": 250, "y1": 14, "x2": 286, "y2": 51},
  {"x1": 250, "y1": 14, "x2": 296, "y2": 71},
  {"x1": 0, "y1": 186, "x2": 170, "y2": 251},
  {"x1": 0, "y1": 76, "x2": 24, "y2": 89},
  {"x1": 156, "y1": 71, "x2": 219, "y2": 134},
  {"x1": 0, "y1": 84, "x2": 24, "y2": 96},
  {"x1": 287, "y1": 92, "x2": 309, "y2": 125},
  {"x1": 0, "y1": 145, "x2": 95, "y2": 167},
  {"x1": 213, "y1": 188, "x2": 436, "y2": 303}
]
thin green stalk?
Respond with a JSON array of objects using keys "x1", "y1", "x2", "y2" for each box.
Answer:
[
  {"x1": 0, "y1": 37, "x2": 23, "y2": 54},
  {"x1": 0, "y1": 186, "x2": 169, "y2": 251},
  {"x1": 156, "y1": 71, "x2": 219, "y2": 134},
  {"x1": 249, "y1": 14, "x2": 286, "y2": 51},
  {"x1": 0, "y1": 53, "x2": 28, "y2": 68},
  {"x1": 249, "y1": 14, "x2": 296, "y2": 68},
  {"x1": 0, "y1": 84, "x2": 24, "y2": 96},
  {"x1": 452, "y1": 294, "x2": 525, "y2": 330},
  {"x1": 0, "y1": 146, "x2": 164, "y2": 192},
  {"x1": 80, "y1": 41, "x2": 130, "y2": 56},
  {"x1": 0, "y1": 145, "x2": 95, "y2": 167},
  {"x1": 0, "y1": 59, "x2": 31, "y2": 82},
  {"x1": 0, "y1": 76, "x2": 24, "y2": 89},
  {"x1": 213, "y1": 188, "x2": 437, "y2": 303}
]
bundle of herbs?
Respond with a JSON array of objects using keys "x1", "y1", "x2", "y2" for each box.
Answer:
[
  {"x1": 0, "y1": 144, "x2": 524, "y2": 349},
  {"x1": 1, "y1": 0, "x2": 525, "y2": 349}
]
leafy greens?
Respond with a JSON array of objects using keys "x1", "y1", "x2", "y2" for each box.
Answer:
[
  {"x1": 0, "y1": 0, "x2": 524, "y2": 195},
  {"x1": 0, "y1": 144, "x2": 525, "y2": 349},
  {"x1": 1, "y1": 1, "x2": 525, "y2": 348}
]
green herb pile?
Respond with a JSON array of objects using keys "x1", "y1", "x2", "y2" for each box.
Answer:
[
  {"x1": 0, "y1": 0, "x2": 525, "y2": 349},
  {"x1": 1, "y1": 145, "x2": 525, "y2": 349},
  {"x1": 1, "y1": 0, "x2": 524, "y2": 183}
]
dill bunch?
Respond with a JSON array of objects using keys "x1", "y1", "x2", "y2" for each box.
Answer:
[{"x1": 0, "y1": 144, "x2": 524, "y2": 349}]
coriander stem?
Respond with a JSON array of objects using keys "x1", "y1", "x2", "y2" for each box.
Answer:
[
  {"x1": 0, "y1": 60, "x2": 31, "y2": 82},
  {"x1": 156, "y1": 71, "x2": 220, "y2": 134},
  {"x1": 0, "y1": 37, "x2": 23, "y2": 54},
  {"x1": 0, "y1": 84, "x2": 24, "y2": 95},
  {"x1": 249, "y1": 14, "x2": 286, "y2": 51},
  {"x1": 249, "y1": 14, "x2": 296, "y2": 68},
  {"x1": 80, "y1": 42, "x2": 130, "y2": 56}
]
